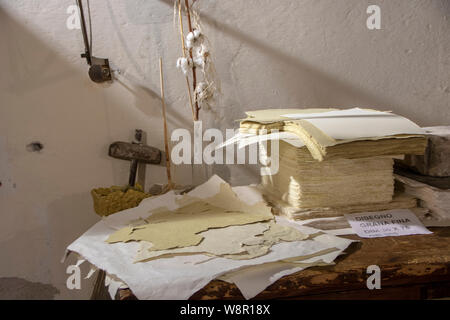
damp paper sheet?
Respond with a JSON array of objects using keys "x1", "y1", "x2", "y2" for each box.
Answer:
[
  {"x1": 135, "y1": 221, "x2": 308, "y2": 262},
  {"x1": 67, "y1": 175, "x2": 353, "y2": 300}
]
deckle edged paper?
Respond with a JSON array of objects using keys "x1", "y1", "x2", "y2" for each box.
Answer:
[
  {"x1": 238, "y1": 107, "x2": 426, "y2": 161},
  {"x1": 134, "y1": 223, "x2": 270, "y2": 262},
  {"x1": 222, "y1": 222, "x2": 310, "y2": 260},
  {"x1": 66, "y1": 175, "x2": 354, "y2": 299},
  {"x1": 135, "y1": 222, "x2": 309, "y2": 262},
  {"x1": 106, "y1": 181, "x2": 273, "y2": 250},
  {"x1": 218, "y1": 222, "x2": 356, "y2": 299}
]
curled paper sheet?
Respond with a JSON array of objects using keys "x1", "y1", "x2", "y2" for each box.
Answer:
[
  {"x1": 289, "y1": 111, "x2": 425, "y2": 141},
  {"x1": 239, "y1": 108, "x2": 426, "y2": 161},
  {"x1": 217, "y1": 108, "x2": 425, "y2": 155}
]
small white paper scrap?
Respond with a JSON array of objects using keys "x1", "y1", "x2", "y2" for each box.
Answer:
[{"x1": 344, "y1": 209, "x2": 432, "y2": 238}]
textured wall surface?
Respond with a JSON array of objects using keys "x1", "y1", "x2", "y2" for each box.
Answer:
[{"x1": 0, "y1": 0, "x2": 448, "y2": 299}]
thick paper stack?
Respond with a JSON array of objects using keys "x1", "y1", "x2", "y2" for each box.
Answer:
[
  {"x1": 238, "y1": 108, "x2": 427, "y2": 220},
  {"x1": 396, "y1": 175, "x2": 450, "y2": 224},
  {"x1": 264, "y1": 142, "x2": 395, "y2": 208}
]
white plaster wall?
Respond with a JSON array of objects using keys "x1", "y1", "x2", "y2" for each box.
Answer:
[{"x1": 0, "y1": 0, "x2": 448, "y2": 299}]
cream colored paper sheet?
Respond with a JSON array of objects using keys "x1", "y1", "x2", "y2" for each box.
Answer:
[
  {"x1": 135, "y1": 221, "x2": 310, "y2": 262},
  {"x1": 107, "y1": 200, "x2": 272, "y2": 249},
  {"x1": 224, "y1": 108, "x2": 425, "y2": 155},
  {"x1": 106, "y1": 182, "x2": 273, "y2": 250},
  {"x1": 238, "y1": 108, "x2": 425, "y2": 161},
  {"x1": 218, "y1": 218, "x2": 356, "y2": 299},
  {"x1": 135, "y1": 221, "x2": 308, "y2": 262},
  {"x1": 221, "y1": 222, "x2": 309, "y2": 260},
  {"x1": 241, "y1": 108, "x2": 337, "y2": 124},
  {"x1": 134, "y1": 223, "x2": 271, "y2": 262}
]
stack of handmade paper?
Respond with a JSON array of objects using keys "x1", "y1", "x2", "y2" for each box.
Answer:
[
  {"x1": 238, "y1": 108, "x2": 427, "y2": 220},
  {"x1": 395, "y1": 126, "x2": 450, "y2": 225}
]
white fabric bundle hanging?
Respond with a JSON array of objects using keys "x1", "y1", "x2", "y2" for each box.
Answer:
[
  {"x1": 186, "y1": 29, "x2": 202, "y2": 49},
  {"x1": 176, "y1": 56, "x2": 192, "y2": 75}
]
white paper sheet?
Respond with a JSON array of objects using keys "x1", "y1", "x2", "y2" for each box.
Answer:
[
  {"x1": 283, "y1": 108, "x2": 424, "y2": 140},
  {"x1": 105, "y1": 274, "x2": 128, "y2": 299},
  {"x1": 218, "y1": 217, "x2": 355, "y2": 299},
  {"x1": 214, "y1": 132, "x2": 255, "y2": 150},
  {"x1": 68, "y1": 220, "x2": 342, "y2": 299},
  {"x1": 218, "y1": 108, "x2": 424, "y2": 151},
  {"x1": 303, "y1": 113, "x2": 424, "y2": 140},
  {"x1": 236, "y1": 132, "x2": 304, "y2": 149},
  {"x1": 66, "y1": 176, "x2": 351, "y2": 300},
  {"x1": 134, "y1": 223, "x2": 271, "y2": 262}
]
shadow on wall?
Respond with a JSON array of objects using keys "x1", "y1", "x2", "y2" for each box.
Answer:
[
  {"x1": 0, "y1": 7, "x2": 97, "y2": 299},
  {"x1": 160, "y1": 0, "x2": 450, "y2": 129},
  {"x1": 157, "y1": 0, "x2": 398, "y2": 117},
  {"x1": 439, "y1": 0, "x2": 450, "y2": 14},
  {"x1": 0, "y1": 191, "x2": 97, "y2": 298},
  {"x1": 155, "y1": 0, "x2": 408, "y2": 185},
  {"x1": 104, "y1": 0, "x2": 194, "y2": 131},
  {"x1": 0, "y1": 4, "x2": 192, "y2": 137}
]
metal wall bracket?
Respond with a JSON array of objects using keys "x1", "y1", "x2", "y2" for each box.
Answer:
[
  {"x1": 88, "y1": 56, "x2": 112, "y2": 83},
  {"x1": 77, "y1": 0, "x2": 112, "y2": 83}
]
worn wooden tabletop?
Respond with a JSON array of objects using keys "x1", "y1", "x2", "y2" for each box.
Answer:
[{"x1": 113, "y1": 227, "x2": 450, "y2": 300}]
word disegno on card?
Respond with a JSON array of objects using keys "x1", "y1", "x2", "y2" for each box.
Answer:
[{"x1": 344, "y1": 209, "x2": 432, "y2": 238}]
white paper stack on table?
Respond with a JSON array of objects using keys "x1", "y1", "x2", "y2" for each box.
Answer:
[
  {"x1": 395, "y1": 126, "x2": 450, "y2": 226},
  {"x1": 236, "y1": 108, "x2": 427, "y2": 220},
  {"x1": 66, "y1": 175, "x2": 355, "y2": 300}
]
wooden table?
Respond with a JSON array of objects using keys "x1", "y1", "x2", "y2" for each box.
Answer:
[{"x1": 102, "y1": 227, "x2": 450, "y2": 300}]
